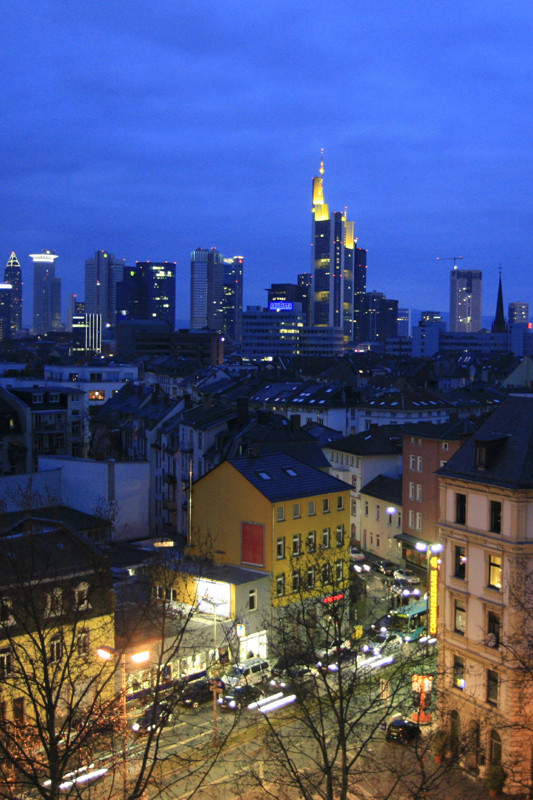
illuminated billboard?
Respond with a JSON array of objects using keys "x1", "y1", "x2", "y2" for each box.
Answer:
[{"x1": 269, "y1": 301, "x2": 294, "y2": 311}]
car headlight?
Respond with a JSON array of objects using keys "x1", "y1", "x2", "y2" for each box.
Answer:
[
  {"x1": 229, "y1": 700, "x2": 236, "y2": 708},
  {"x1": 132, "y1": 723, "x2": 140, "y2": 732}
]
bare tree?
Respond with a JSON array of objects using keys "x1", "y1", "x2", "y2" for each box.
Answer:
[
  {"x1": 234, "y1": 551, "x2": 471, "y2": 800},
  {"x1": 0, "y1": 520, "x2": 233, "y2": 800}
]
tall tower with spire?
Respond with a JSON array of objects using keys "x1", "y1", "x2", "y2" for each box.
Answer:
[
  {"x1": 4, "y1": 252, "x2": 22, "y2": 333},
  {"x1": 491, "y1": 267, "x2": 507, "y2": 334},
  {"x1": 311, "y1": 151, "x2": 364, "y2": 342}
]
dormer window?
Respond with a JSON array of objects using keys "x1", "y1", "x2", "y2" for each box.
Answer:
[{"x1": 475, "y1": 434, "x2": 509, "y2": 471}]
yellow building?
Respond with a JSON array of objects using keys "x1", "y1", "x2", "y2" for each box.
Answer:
[
  {"x1": 0, "y1": 519, "x2": 115, "y2": 727},
  {"x1": 190, "y1": 453, "x2": 352, "y2": 609}
]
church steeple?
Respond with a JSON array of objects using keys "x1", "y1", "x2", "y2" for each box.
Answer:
[{"x1": 491, "y1": 266, "x2": 507, "y2": 334}]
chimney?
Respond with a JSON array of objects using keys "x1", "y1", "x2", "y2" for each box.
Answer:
[
  {"x1": 237, "y1": 397, "x2": 249, "y2": 426},
  {"x1": 290, "y1": 414, "x2": 301, "y2": 435}
]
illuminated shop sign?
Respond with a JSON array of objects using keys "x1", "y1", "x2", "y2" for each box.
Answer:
[
  {"x1": 428, "y1": 555, "x2": 439, "y2": 635},
  {"x1": 269, "y1": 301, "x2": 294, "y2": 311}
]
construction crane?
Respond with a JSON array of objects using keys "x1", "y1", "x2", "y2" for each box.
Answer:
[{"x1": 436, "y1": 255, "x2": 463, "y2": 269}]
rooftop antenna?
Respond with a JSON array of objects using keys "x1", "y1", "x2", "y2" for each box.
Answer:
[{"x1": 319, "y1": 148, "x2": 324, "y2": 176}]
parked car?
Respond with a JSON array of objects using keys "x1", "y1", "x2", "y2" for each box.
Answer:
[
  {"x1": 389, "y1": 579, "x2": 422, "y2": 597},
  {"x1": 349, "y1": 547, "x2": 365, "y2": 562},
  {"x1": 353, "y1": 561, "x2": 372, "y2": 574},
  {"x1": 385, "y1": 717, "x2": 421, "y2": 744},
  {"x1": 178, "y1": 680, "x2": 212, "y2": 709},
  {"x1": 271, "y1": 654, "x2": 315, "y2": 678},
  {"x1": 393, "y1": 568, "x2": 421, "y2": 585},
  {"x1": 223, "y1": 657, "x2": 271, "y2": 688},
  {"x1": 372, "y1": 560, "x2": 397, "y2": 576},
  {"x1": 218, "y1": 684, "x2": 264, "y2": 711},
  {"x1": 131, "y1": 701, "x2": 173, "y2": 734}
]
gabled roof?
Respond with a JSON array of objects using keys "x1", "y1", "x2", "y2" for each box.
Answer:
[
  {"x1": 401, "y1": 418, "x2": 481, "y2": 441},
  {"x1": 226, "y1": 453, "x2": 351, "y2": 502},
  {"x1": 360, "y1": 474, "x2": 402, "y2": 505},
  {"x1": 327, "y1": 425, "x2": 404, "y2": 456},
  {"x1": 438, "y1": 394, "x2": 533, "y2": 489}
]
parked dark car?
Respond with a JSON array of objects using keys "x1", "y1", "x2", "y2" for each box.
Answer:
[
  {"x1": 178, "y1": 680, "x2": 212, "y2": 709},
  {"x1": 372, "y1": 560, "x2": 397, "y2": 576},
  {"x1": 271, "y1": 655, "x2": 314, "y2": 679},
  {"x1": 218, "y1": 684, "x2": 264, "y2": 711},
  {"x1": 385, "y1": 717, "x2": 421, "y2": 744},
  {"x1": 131, "y1": 701, "x2": 173, "y2": 734}
]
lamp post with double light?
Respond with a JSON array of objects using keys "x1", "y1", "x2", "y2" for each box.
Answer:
[{"x1": 96, "y1": 646, "x2": 150, "y2": 800}]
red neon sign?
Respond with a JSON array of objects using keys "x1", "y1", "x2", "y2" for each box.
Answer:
[{"x1": 323, "y1": 593, "x2": 345, "y2": 604}]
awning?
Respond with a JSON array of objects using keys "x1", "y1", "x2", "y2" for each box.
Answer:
[{"x1": 394, "y1": 532, "x2": 432, "y2": 548}]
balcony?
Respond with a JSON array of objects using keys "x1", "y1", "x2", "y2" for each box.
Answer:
[{"x1": 163, "y1": 499, "x2": 177, "y2": 511}]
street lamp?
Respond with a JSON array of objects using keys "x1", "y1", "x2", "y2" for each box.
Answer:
[
  {"x1": 201, "y1": 596, "x2": 226, "y2": 745},
  {"x1": 96, "y1": 646, "x2": 150, "y2": 800},
  {"x1": 415, "y1": 542, "x2": 444, "y2": 637}
]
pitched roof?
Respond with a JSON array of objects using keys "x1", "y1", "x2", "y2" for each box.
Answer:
[
  {"x1": 401, "y1": 418, "x2": 481, "y2": 441},
  {"x1": 438, "y1": 394, "x2": 533, "y2": 489},
  {"x1": 227, "y1": 453, "x2": 351, "y2": 502},
  {"x1": 327, "y1": 425, "x2": 404, "y2": 456},
  {"x1": 360, "y1": 474, "x2": 402, "y2": 505}
]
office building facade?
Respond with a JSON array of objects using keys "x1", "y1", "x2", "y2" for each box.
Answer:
[
  {"x1": 116, "y1": 261, "x2": 176, "y2": 328},
  {"x1": 449, "y1": 269, "x2": 482, "y2": 333},
  {"x1": 85, "y1": 250, "x2": 125, "y2": 328},
  {"x1": 4, "y1": 252, "x2": 22, "y2": 333},
  {"x1": 30, "y1": 250, "x2": 61, "y2": 334},
  {"x1": 223, "y1": 256, "x2": 244, "y2": 343},
  {"x1": 190, "y1": 247, "x2": 224, "y2": 332},
  {"x1": 508, "y1": 302, "x2": 529, "y2": 328},
  {"x1": 0, "y1": 284, "x2": 12, "y2": 340},
  {"x1": 358, "y1": 292, "x2": 398, "y2": 343}
]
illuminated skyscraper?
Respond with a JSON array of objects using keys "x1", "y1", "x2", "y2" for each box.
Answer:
[
  {"x1": 311, "y1": 152, "x2": 361, "y2": 341},
  {"x1": 4, "y1": 252, "x2": 22, "y2": 333},
  {"x1": 190, "y1": 247, "x2": 224, "y2": 332},
  {"x1": 449, "y1": 268, "x2": 482, "y2": 333},
  {"x1": 223, "y1": 256, "x2": 243, "y2": 343},
  {"x1": 0, "y1": 284, "x2": 12, "y2": 340},
  {"x1": 30, "y1": 250, "x2": 61, "y2": 334},
  {"x1": 116, "y1": 261, "x2": 176, "y2": 327},
  {"x1": 85, "y1": 250, "x2": 125, "y2": 328}
]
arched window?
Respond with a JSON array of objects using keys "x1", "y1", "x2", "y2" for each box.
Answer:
[
  {"x1": 466, "y1": 721, "x2": 480, "y2": 772},
  {"x1": 490, "y1": 729, "x2": 502, "y2": 765}
]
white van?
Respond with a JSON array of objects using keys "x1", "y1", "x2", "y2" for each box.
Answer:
[{"x1": 222, "y1": 657, "x2": 270, "y2": 688}]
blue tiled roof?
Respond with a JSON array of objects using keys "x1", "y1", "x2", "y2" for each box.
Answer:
[{"x1": 228, "y1": 453, "x2": 351, "y2": 502}]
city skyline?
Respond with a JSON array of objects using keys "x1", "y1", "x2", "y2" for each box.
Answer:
[{"x1": 2, "y1": 2, "x2": 533, "y2": 326}]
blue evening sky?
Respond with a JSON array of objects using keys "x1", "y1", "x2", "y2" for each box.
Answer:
[{"x1": 2, "y1": 1, "x2": 533, "y2": 327}]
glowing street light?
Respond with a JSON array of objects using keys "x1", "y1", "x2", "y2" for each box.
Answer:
[{"x1": 96, "y1": 646, "x2": 150, "y2": 800}]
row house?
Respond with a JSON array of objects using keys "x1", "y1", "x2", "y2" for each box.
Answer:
[
  {"x1": 90, "y1": 384, "x2": 183, "y2": 536},
  {"x1": 354, "y1": 389, "x2": 453, "y2": 433},
  {"x1": 322, "y1": 425, "x2": 403, "y2": 545},
  {"x1": 359, "y1": 475, "x2": 403, "y2": 561},
  {"x1": 190, "y1": 452, "x2": 352, "y2": 649},
  {"x1": 437, "y1": 395, "x2": 533, "y2": 794},
  {"x1": 2, "y1": 383, "x2": 88, "y2": 468},
  {"x1": 399, "y1": 419, "x2": 478, "y2": 569}
]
